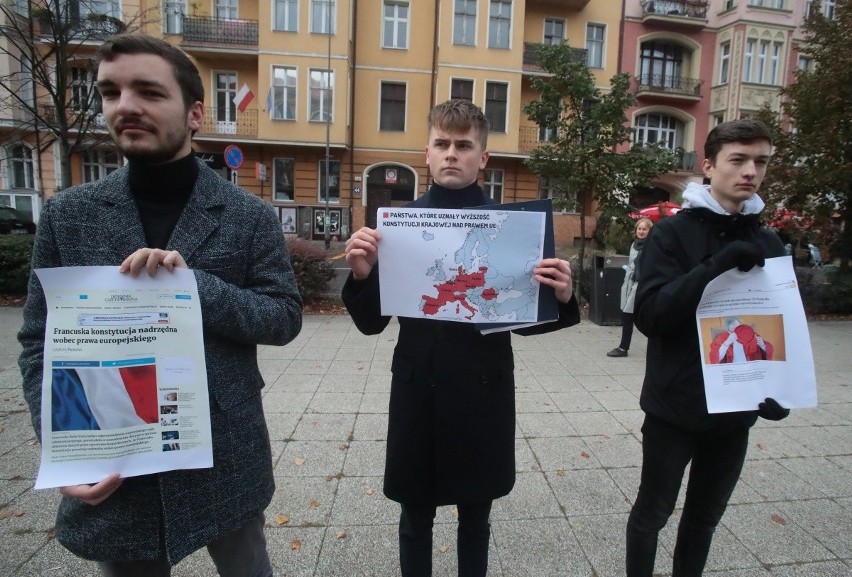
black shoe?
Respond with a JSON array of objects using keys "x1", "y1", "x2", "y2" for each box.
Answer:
[{"x1": 607, "y1": 347, "x2": 628, "y2": 358}]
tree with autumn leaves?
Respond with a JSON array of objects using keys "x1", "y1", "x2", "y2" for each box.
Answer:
[
  {"x1": 758, "y1": 0, "x2": 852, "y2": 272},
  {"x1": 523, "y1": 42, "x2": 677, "y2": 302}
]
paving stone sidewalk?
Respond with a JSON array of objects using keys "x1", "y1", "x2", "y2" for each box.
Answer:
[{"x1": 1, "y1": 307, "x2": 850, "y2": 576}]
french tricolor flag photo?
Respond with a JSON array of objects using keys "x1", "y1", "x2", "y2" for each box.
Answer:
[
  {"x1": 233, "y1": 82, "x2": 255, "y2": 112},
  {"x1": 51, "y1": 364, "x2": 159, "y2": 432}
]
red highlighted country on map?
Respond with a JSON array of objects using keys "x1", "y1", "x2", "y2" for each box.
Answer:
[{"x1": 421, "y1": 266, "x2": 496, "y2": 319}]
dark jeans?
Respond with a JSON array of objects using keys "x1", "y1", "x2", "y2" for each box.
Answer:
[
  {"x1": 399, "y1": 501, "x2": 492, "y2": 577},
  {"x1": 98, "y1": 513, "x2": 271, "y2": 577},
  {"x1": 619, "y1": 311, "x2": 635, "y2": 350},
  {"x1": 626, "y1": 414, "x2": 749, "y2": 577}
]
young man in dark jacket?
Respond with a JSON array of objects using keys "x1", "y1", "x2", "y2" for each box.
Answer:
[
  {"x1": 343, "y1": 99, "x2": 580, "y2": 576},
  {"x1": 625, "y1": 119, "x2": 790, "y2": 577}
]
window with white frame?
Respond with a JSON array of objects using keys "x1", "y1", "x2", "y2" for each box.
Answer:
[
  {"x1": 82, "y1": 149, "x2": 121, "y2": 183},
  {"x1": 634, "y1": 113, "x2": 683, "y2": 150},
  {"x1": 538, "y1": 176, "x2": 555, "y2": 200},
  {"x1": 453, "y1": 0, "x2": 477, "y2": 46},
  {"x1": 273, "y1": 158, "x2": 295, "y2": 201},
  {"x1": 380, "y1": 82, "x2": 406, "y2": 131},
  {"x1": 71, "y1": 66, "x2": 97, "y2": 113},
  {"x1": 806, "y1": 0, "x2": 835, "y2": 18},
  {"x1": 19, "y1": 56, "x2": 34, "y2": 108},
  {"x1": 538, "y1": 177, "x2": 577, "y2": 211},
  {"x1": 483, "y1": 169, "x2": 503, "y2": 203},
  {"x1": 725, "y1": 0, "x2": 735, "y2": 8},
  {"x1": 318, "y1": 159, "x2": 340, "y2": 203},
  {"x1": 309, "y1": 69, "x2": 334, "y2": 121},
  {"x1": 769, "y1": 42, "x2": 782, "y2": 85},
  {"x1": 271, "y1": 66, "x2": 297, "y2": 120},
  {"x1": 797, "y1": 56, "x2": 812, "y2": 71},
  {"x1": 383, "y1": 0, "x2": 409, "y2": 49},
  {"x1": 743, "y1": 39, "x2": 784, "y2": 84},
  {"x1": 484, "y1": 82, "x2": 508, "y2": 133},
  {"x1": 164, "y1": 0, "x2": 185, "y2": 34},
  {"x1": 488, "y1": 0, "x2": 512, "y2": 49},
  {"x1": 311, "y1": 0, "x2": 335, "y2": 34},
  {"x1": 13, "y1": 0, "x2": 28, "y2": 16},
  {"x1": 719, "y1": 42, "x2": 730, "y2": 84},
  {"x1": 713, "y1": 114, "x2": 724, "y2": 126},
  {"x1": 0, "y1": 192, "x2": 35, "y2": 221},
  {"x1": 7, "y1": 144, "x2": 34, "y2": 189},
  {"x1": 586, "y1": 24, "x2": 604, "y2": 68},
  {"x1": 543, "y1": 18, "x2": 565, "y2": 45},
  {"x1": 539, "y1": 123, "x2": 558, "y2": 142},
  {"x1": 215, "y1": 72, "x2": 238, "y2": 131},
  {"x1": 274, "y1": 0, "x2": 298, "y2": 31},
  {"x1": 451, "y1": 78, "x2": 474, "y2": 101},
  {"x1": 743, "y1": 39, "x2": 755, "y2": 82},
  {"x1": 639, "y1": 41, "x2": 683, "y2": 89},
  {"x1": 215, "y1": 0, "x2": 237, "y2": 19},
  {"x1": 80, "y1": 0, "x2": 120, "y2": 19}
]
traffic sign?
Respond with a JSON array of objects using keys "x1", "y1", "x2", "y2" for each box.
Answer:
[{"x1": 224, "y1": 145, "x2": 244, "y2": 170}]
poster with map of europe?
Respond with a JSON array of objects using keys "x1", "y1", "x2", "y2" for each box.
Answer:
[{"x1": 377, "y1": 206, "x2": 546, "y2": 323}]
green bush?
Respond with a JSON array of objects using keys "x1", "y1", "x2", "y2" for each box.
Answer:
[
  {"x1": 286, "y1": 237, "x2": 335, "y2": 304},
  {"x1": 0, "y1": 235, "x2": 35, "y2": 295},
  {"x1": 795, "y1": 266, "x2": 852, "y2": 315}
]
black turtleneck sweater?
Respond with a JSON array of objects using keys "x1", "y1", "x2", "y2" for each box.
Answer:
[
  {"x1": 128, "y1": 153, "x2": 199, "y2": 249},
  {"x1": 416, "y1": 181, "x2": 492, "y2": 210}
]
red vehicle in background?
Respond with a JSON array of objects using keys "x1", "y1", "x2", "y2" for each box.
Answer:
[{"x1": 628, "y1": 201, "x2": 681, "y2": 222}]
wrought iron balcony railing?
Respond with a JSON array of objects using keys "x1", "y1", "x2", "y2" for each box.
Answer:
[
  {"x1": 641, "y1": 0, "x2": 708, "y2": 19},
  {"x1": 182, "y1": 16, "x2": 258, "y2": 46},
  {"x1": 635, "y1": 73, "x2": 702, "y2": 98},
  {"x1": 198, "y1": 109, "x2": 257, "y2": 137}
]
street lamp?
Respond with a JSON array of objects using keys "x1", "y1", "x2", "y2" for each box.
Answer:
[{"x1": 323, "y1": 0, "x2": 332, "y2": 250}]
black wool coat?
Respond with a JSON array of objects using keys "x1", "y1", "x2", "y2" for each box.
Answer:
[
  {"x1": 343, "y1": 184, "x2": 580, "y2": 505},
  {"x1": 634, "y1": 207, "x2": 785, "y2": 432}
]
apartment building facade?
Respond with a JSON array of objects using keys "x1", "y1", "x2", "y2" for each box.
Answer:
[
  {"x1": 1, "y1": 0, "x2": 622, "y2": 246},
  {"x1": 620, "y1": 0, "x2": 827, "y2": 207}
]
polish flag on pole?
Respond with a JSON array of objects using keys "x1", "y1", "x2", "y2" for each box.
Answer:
[{"x1": 233, "y1": 82, "x2": 254, "y2": 112}]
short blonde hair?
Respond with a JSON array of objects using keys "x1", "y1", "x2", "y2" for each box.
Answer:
[{"x1": 634, "y1": 217, "x2": 654, "y2": 234}]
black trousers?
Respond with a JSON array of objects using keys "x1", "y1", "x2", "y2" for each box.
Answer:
[
  {"x1": 626, "y1": 414, "x2": 749, "y2": 577},
  {"x1": 619, "y1": 311, "x2": 634, "y2": 350},
  {"x1": 399, "y1": 501, "x2": 492, "y2": 577}
]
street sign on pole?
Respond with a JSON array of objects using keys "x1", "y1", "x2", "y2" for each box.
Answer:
[{"x1": 224, "y1": 145, "x2": 244, "y2": 170}]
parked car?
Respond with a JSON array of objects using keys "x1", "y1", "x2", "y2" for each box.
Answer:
[{"x1": 0, "y1": 206, "x2": 36, "y2": 235}]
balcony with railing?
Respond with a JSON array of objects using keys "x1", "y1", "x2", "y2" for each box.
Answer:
[
  {"x1": 197, "y1": 109, "x2": 257, "y2": 139},
  {"x1": 37, "y1": 13, "x2": 126, "y2": 41},
  {"x1": 518, "y1": 126, "x2": 559, "y2": 154},
  {"x1": 527, "y1": 0, "x2": 591, "y2": 8},
  {"x1": 634, "y1": 73, "x2": 702, "y2": 101},
  {"x1": 181, "y1": 16, "x2": 258, "y2": 49},
  {"x1": 640, "y1": 0, "x2": 708, "y2": 28},
  {"x1": 523, "y1": 43, "x2": 587, "y2": 73}
]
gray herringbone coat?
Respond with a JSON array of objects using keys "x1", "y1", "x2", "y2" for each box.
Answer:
[{"x1": 18, "y1": 159, "x2": 302, "y2": 564}]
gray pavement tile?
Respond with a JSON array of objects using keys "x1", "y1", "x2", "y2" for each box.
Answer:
[
  {"x1": 702, "y1": 523, "x2": 763, "y2": 573},
  {"x1": 0, "y1": 442, "x2": 40, "y2": 479},
  {"x1": 533, "y1": 374, "x2": 583, "y2": 393},
  {"x1": 4, "y1": 486, "x2": 62, "y2": 532},
  {"x1": 548, "y1": 390, "x2": 605, "y2": 413},
  {"x1": 516, "y1": 412, "x2": 577, "y2": 438},
  {"x1": 171, "y1": 547, "x2": 218, "y2": 576},
  {"x1": 264, "y1": 412, "x2": 302, "y2": 441},
  {"x1": 822, "y1": 402, "x2": 852, "y2": 421},
  {"x1": 316, "y1": 374, "x2": 367, "y2": 393},
  {"x1": 777, "y1": 456, "x2": 852, "y2": 498},
  {"x1": 490, "y1": 518, "x2": 592, "y2": 577},
  {"x1": 609, "y1": 409, "x2": 644, "y2": 435},
  {"x1": 364, "y1": 374, "x2": 391, "y2": 392},
  {"x1": 0, "y1": 388, "x2": 28, "y2": 413},
  {"x1": 490, "y1": 471, "x2": 563, "y2": 521},
  {"x1": 794, "y1": 406, "x2": 852, "y2": 426},
  {"x1": 283, "y1": 359, "x2": 333, "y2": 376},
  {"x1": 746, "y1": 428, "x2": 813, "y2": 460},
  {"x1": 358, "y1": 392, "x2": 390, "y2": 414},
  {"x1": 313, "y1": 524, "x2": 400, "y2": 577},
  {"x1": 514, "y1": 439, "x2": 540, "y2": 473},
  {"x1": 323, "y1": 359, "x2": 368, "y2": 378},
  {"x1": 569, "y1": 410, "x2": 630, "y2": 436},
  {"x1": 263, "y1": 391, "x2": 314, "y2": 414},
  {"x1": 333, "y1": 347, "x2": 376, "y2": 361},
  {"x1": 10, "y1": 536, "x2": 99, "y2": 577},
  {"x1": 777, "y1": 498, "x2": 852, "y2": 558},
  {"x1": 567, "y1": 513, "x2": 629, "y2": 577},
  {"x1": 276, "y1": 440, "x2": 347, "y2": 478},
  {"x1": 352, "y1": 414, "x2": 388, "y2": 441},
  {"x1": 588, "y1": 389, "x2": 641, "y2": 412},
  {"x1": 514, "y1": 391, "x2": 560, "y2": 414},
  {"x1": 266, "y1": 526, "x2": 324, "y2": 576},
  {"x1": 583, "y1": 433, "x2": 643, "y2": 469},
  {"x1": 0, "y1": 478, "x2": 31, "y2": 507},
  {"x1": 341, "y1": 440, "x2": 386, "y2": 477},
  {"x1": 1, "y1": 529, "x2": 53, "y2": 576},
  {"x1": 570, "y1": 374, "x2": 628, "y2": 393},
  {"x1": 527, "y1": 436, "x2": 601, "y2": 471},
  {"x1": 0, "y1": 411, "x2": 33, "y2": 455},
  {"x1": 266, "y1": 373, "x2": 322, "y2": 394},
  {"x1": 291, "y1": 414, "x2": 356, "y2": 442},
  {"x1": 738, "y1": 460, "x2": 828, "y2": 501},
  {"x1": 775, "y1": 425, "x2": 852, "y2": 457},
  {"x1": 306, "y1": 392, "x2": 363, "y2": 413},
  {"x1": 329, "y1": 476, "x2": 396, "y2": 525},
  {"x1": 722, "y1": 502, "x2": 835, "y2": 565},
  {"x1": 268, "y1": 476, "x2": 338, "y2": 528},
  {"x1": 549, "y1": 468, "x2": 633, "y2": 516},
  {"x1": 768, "y1": 560, "x2": 852, "y2": 577},
  {"x1": 703, "y1": 569, "x2": 771, "y2": 576},
  {"x1": 511, "y1": 374, "x2": 546, "y2": 393}
]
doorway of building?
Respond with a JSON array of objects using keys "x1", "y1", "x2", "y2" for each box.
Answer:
[{"x1": 365, "y1": 164, "x2": 417, "y2": 229}]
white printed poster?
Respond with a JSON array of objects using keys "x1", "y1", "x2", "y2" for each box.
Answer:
[
  {"x1": 377, "y1": 207, "x2": 546, "y2": 323},
  {"x1": 696, "y1": 256, "x2": 817, "y2": 413},
  {"x1": 33, "y1": 266, "x2": 213, "y2": 489}
]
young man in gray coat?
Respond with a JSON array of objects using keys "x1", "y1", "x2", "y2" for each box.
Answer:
[{"x1": 17, "y1": 34, "x2": 302, "y2": 576}]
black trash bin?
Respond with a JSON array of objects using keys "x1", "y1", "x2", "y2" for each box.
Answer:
[{"x1": 588, "y1": 255, "x2": 628, "y2": 326}]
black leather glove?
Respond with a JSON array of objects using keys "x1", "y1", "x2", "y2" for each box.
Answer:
[
  {"x1": 709, "y1": 240, "x2": 765, "y2": 274},
  {"x1": 758, "y1": 397, "x2": 790, "y2": 421}
]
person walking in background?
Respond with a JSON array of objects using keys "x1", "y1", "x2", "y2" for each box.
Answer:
[
  {"x1": 18, "y1": 34, "x2": 302, "y2": 576},
  {"x1": 625, "y1": 119, "x2": 790, "y2": 577},
  {"x1": 607, "y1": 217, "x2": 654, "y2": 358},
  {"x1": 342, "y1": 99, "x2": 580, "y2": 577}
]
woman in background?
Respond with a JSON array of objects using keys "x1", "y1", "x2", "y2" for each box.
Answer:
[{"x1": 607, "y1": 217, "x2": 654, "y2": 358}]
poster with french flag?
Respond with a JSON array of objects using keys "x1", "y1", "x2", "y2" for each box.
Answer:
[
  {"x1": 233, "y1": 82, "x2": 255, "y2": 112},
  {"x1": 32, "y1": 266, "x2": 212, "y2": 490}
]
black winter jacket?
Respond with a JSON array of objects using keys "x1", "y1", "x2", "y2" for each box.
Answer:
[{"x1": 634, "y1": 207, "x2": 785, "y2": 432}]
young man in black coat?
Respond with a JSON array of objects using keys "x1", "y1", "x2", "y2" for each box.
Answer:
[
  {"x1": 342, "y1": 99, "x2": 580, "y2": 576},
  {"x1": 625, "y1": 119, "x2": 791, "y2": 576}
]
